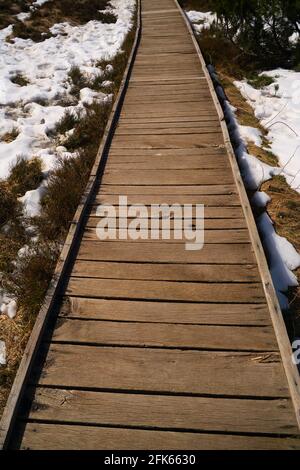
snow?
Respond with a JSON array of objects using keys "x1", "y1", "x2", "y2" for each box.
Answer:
[
  {"x1": 238, "y1": 125, "x2": 262, "y2": 147},
  {"x1": 235, "y1": 70, "x2": 300, "y2": 192},
  {"x1": 258, "y1": 213, "x2": 300, "y2": 309},
  {"x1": 251, "y1": 191, "x2": 271, "y2": 208},
  {"x1": 0, "y1": 341, "x2": 6, "y2": 366},
  {"x1": 186, "y1": 11, "x2": 216, "y2": 33},
  {"x1": 16, "y1": 12, "x2": 31, "y2": 21},
  {"x1": 19, "y1": 184, "x2": 47, "y2": 217},
  {"x1": 31, "y1": 0, "x2": 50, "y2": 7}
]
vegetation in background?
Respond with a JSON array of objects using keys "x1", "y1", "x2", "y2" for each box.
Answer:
[{"x1": 181, "y1": 0, "x2": 300, "y2": 69}]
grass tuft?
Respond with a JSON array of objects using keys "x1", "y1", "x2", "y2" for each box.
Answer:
[
  {"x1": 1, "y1": 127, "x2": 19, "y2": 143},
  {"x1": 8, "y1": 156, "x2": 44, "y2": 197},
  {"x1": 10, "y1": 73, "x2": 30, "y2": 87},
  {"x1": 0, "y1": 182, "x2": 20, "y2": 228},
  {"x1": 51, "y1": 110, "x2": 81, "y2": 136},
  {"x1": 247, "y1": 73, "x2": 275, "y2": 89}
]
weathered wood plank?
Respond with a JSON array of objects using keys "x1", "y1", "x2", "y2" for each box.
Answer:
[
  {"x1": 115, "y1": 126, "x2": 222, "y2": 135},
  {"x1": 110, "y1": 134, "x2": 224, "y2": 148},
  {"x1": 66, "y1": 278, "x2": 265, "y2": 303},
  {"x1": 88, "y1": 206, "x2": 244, "y2": 218},
  {"x1": 26, "y1": 388, "x2": 298, "y2": 435},
  {"x1": 71, "y1": 260, "x2": 260, "y2": 282},
  {"x1": 52, "y1": 319, "x2": 277, "y2": 352},
  {"x1": 94, "y1": 194, "x2": 239, "y2": 206},
  {"x1": 16, "y1": 423, "x2": 300, "y2": 450},
  {"x1": 98, "y1": 183, "x2": 236, "y2": 195},
  {"x1": 36, "y1": 344, "x2": 289, "y2": 398},
  {"x1": 82, "y1": 228, "x2": 250, "y2": 244},
  {"x1": 61, "y1": 297, "x2": 270, "y2": 326},
  {"x1": 76, "y1": 241, "x2": 256, "y2": 264},
  {"x1": 101, "y1": 168, "x2": 233, "y2": 184},
  {"x1": 86, "y1": 216, "x2": 248, "y2": 230}
]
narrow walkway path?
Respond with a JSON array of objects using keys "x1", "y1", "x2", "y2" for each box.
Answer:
[{"x1": 6, "y1": 0, "x2": 300, "y2": 449}]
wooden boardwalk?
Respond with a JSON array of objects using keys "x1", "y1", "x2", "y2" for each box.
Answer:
[{"x1": 1, "y1": 0, "x2": 300, "y2": 449}]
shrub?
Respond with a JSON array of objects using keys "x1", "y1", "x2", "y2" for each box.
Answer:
[
  {"x1": 0, "y1": 182, "x2": 19, "y2": 227},
  {"x1": 10, "y1": 73, "x2": 30, "y2": 87},
  {"x1": 64, "y1": 100, "x2": 111, "y2": 151},
  {"x1": 51, "y1": 110, "x2": 80, "y2": 136},
  {"x1": 211, "y1": 0, "x2": 300, "y2": 68},
  {"x1": 1, "y1": 127, "x2": 19, "y2": 143}
]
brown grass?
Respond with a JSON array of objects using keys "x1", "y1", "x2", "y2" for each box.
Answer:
[
  {"x1": 11, "y1": 0, "x2": 116, "y2": 42},
  {"x1": 0, "y1": 6, "x2": 137, "y2": 419},
  {"x1": 0, "y1": 1, "x2": 32, "y2": 30},
  {"x1": 0, "y1": 127, "x2": 19, "y2": 144}
]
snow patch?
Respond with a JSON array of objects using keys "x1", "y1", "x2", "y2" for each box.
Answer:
[
  {"x1": 186, "y1": 11, "x2": 216, "y2": 33},
  {"x1": 0, "y1": 341, "x2": 6, "y2": 366},
  {"x1": 235, "y1": 69, "x2": 300, "y2": 192}
]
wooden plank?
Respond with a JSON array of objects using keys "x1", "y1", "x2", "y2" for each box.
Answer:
[
  {"x1": 76, "y1": 241, "x2": 256, "y2": 264},
  {"x1": 115, "y1": 126, "x2": 222, "y2": 135},
  {"x1": 82, "y1": 228, "x2": 250, "y2": 244},
  {"x1": 61, "y1": 297, "x2": 271, "y2": 326},
  {"x1": 94, "y1": 194, "x2": 239, "y2": 206},
  {"x1": 16, "y1": 423, "x2": 300, "y2": 450},
  {"x1": 116, "y1": 121, "x2": 220, "y2": 129},
  {"x1": 52, "y1": 319, "x2": 278, "y2": 352},
  {"x1": 26, "y1": 388, "x2": 298, "y2": 435},
  {"x1": 101, "y1": 169, "x2": 233, "y2": 184},
  {"x1": 105, "y1": 158, "x2": 230, "y2": 170},
  {"x1": 24, "y1": 420, "x2": 300, "y2": 450},
  {"x1": 71, "y1": 260, "x2": 260, "y2": 282},
  {"x1": 86, "y1": 216, "x2": 248, "y2": 230},
  {"x1": 36, "y1": 344, "x2": 290, "y2": 398},
  {"x1": 98, "y1": 183, "x2": 236, "y2": 195},
  {"x1": 66, "y1": 278, "x2": 265, "y2": 303},
  {"x1": 121, "y1": 102, "x2": 215, "y2": 113},
  {"x1": 110, "y1": 134, "x2": 224, "y2": 148},
  {"x1": 88, "y1": 206, "x2": 244, "y2": 218},
  {"x1": 110, "y1": 136, "x2": 224, "y2": 149},
  {"x1": 108, "y1": 147, "x2": 227, "y2": 156}
]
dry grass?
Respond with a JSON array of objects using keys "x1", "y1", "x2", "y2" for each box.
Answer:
[
  {"x1": 0, "y1": 127, "x2": 19, "y2": 144},
  {"x1": 0, "y1": 0, "x2": 32, "y2": 30},
  {"x1": 10, "y1": 73, "x2": 30, "y2": 87},
  {"x1": 8, "y1": 156, "x2": 44, "y2": 197},
  {"x1": 11, "y1": 0, "x2": 116, "y2": 42}
]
